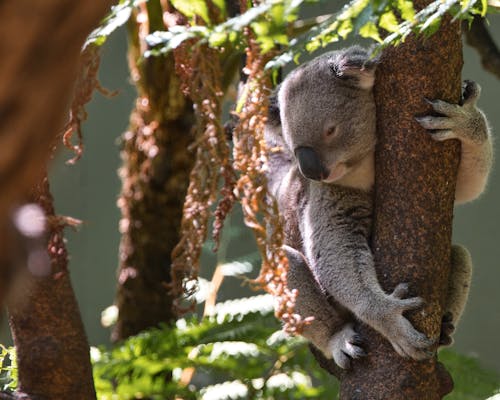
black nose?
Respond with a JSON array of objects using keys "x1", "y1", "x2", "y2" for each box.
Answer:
[{"x1": 294, "y1": 146, "x2": 328, "y2": 181}]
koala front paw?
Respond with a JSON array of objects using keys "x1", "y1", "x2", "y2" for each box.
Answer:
[
  {"x1": 327, "y1": 323, "x2": 366, "y2": 369},
  {"x1": 415, "y1": 81, "x2": 488, "y2": 145},
  {"x1": 377, "y1": 283, "x2": 435, "y2": 360}
]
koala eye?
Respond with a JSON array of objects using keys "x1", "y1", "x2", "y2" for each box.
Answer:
[{"x1": 325, "y1": 126, "x2": 337, "y2": 138}]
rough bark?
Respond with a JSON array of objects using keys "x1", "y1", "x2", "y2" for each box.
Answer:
[
  {"x1": 339, "y1": 6, "x2": 463, "y2": 400},
  {"x1": 0, "y1": 0, "x2": 115, "y2": 307},
  {"x1": 7, "y1": 175, "x2": 96, "y2": 400},
  {"x1": 112, "y1": 2, "x2": 195, "y2": 341}
]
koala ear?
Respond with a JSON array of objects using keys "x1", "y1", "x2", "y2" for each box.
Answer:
[{"x1": 329, "y1": 46, "x2": 379, "y2": 90}]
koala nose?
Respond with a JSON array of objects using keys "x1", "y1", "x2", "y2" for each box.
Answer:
[{"x1": 294, "y1": 146, "x2": 329, "y2": 181}]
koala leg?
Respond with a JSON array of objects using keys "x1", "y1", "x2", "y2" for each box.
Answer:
[
  {"x1": 440, "y1": 244, "x2": 473, "y2": 346},
  {"x1": 283, "y1": 245, "x2": 365, "y2": 369}
]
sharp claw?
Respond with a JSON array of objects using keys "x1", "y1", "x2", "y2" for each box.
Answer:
[
  {"x1": 350, "y1": 334, "x2": 364, "y2": 346},
  {"x1": 425, "y1": 349, "x2": 436, "y2": 358}
]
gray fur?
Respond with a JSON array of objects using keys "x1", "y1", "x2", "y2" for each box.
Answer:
[{"x1": 266, "y1": 47, "x2": 492, "y2": 368}]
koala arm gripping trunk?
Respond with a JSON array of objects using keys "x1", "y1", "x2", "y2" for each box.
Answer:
[
  {"x1": 416, "y1": 81, "x2": 492, "y2": 204},
  {"x1": 303, "y1": 183, "x2": 433, "y2": 360}
]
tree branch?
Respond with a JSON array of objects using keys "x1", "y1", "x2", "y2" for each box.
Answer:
[
  {"x1": 7, "y1": 175, "x2": 97, "y2": 399},
  {"x1": 463, "y1": 17, "x2": 500, "y2": 80}
]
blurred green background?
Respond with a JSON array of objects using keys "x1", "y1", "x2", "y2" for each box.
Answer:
[{"x1": 4, "y1": 11, "x2": 500, "y2": 375}]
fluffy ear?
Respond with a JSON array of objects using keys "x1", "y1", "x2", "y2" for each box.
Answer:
[{"x1": 328, "y1": 46, "x2": 379, "y2": 90}]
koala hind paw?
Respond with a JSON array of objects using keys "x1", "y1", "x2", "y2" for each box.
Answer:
[
  {"x1": 439, "y1": 311, "x2": 455, "y2": 347},
  {"x1": 328, "y1": 324, "x2": 366, "y2": 369}
]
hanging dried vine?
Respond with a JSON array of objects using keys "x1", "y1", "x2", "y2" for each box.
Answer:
[
  {"x1": 170, "y1": 41, "x2": 235, "y2": 311},
  {"x1": 62, "y1": 45, "x2": 116, "y2": 164},
  {"x1": 169, "y1": 0, "x2": 306, "y2": 332},
  {"x1": 230, "y1": 33, "x2": 307, "y2": 333}
]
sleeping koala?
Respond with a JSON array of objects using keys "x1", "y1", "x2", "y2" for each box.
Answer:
[{"x1": 265, "y1": 46, "x2": 491, "y2": 369}]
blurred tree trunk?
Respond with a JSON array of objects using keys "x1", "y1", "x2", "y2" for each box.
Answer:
[
  {"x1": 7, "y1": 175, "x2": 96, "y2": 400},
  {"x1": 339, "y1": 3, "x2": 462, "y2": 399},
  {"x1": 0, "y1": 0, "x2": 115, "y2": 304},
  {"x1": 112, "y1": 1, "x2": 195, "y2": 341},
  {"x1": 0, "y1": 2, "x2": 113, "y2": 398}
]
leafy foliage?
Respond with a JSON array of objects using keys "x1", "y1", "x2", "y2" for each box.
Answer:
[
  {"x1": 0, "y1": 345, "x2": 17, "y2": 393},
  {"x1": 92, "y1": 294, "x2": 339, "y2": 399},
  {"x1": 81, "y1": 0, "x2": 500, "y2": 70},
  {"x1": 1, "y1": 302, "x2": 499, "y2": 399},
  {"x1": 86, "y1": 0, "x2": 492, "y2": 69},
  {"x1": 84, "y1": 0, "x2": 138, "y2": 49}
]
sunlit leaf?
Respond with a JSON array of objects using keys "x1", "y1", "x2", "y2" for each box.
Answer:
[
  {"x1": 379, "y1": 10, "x2": 399, "y2": 32},
  {"x1": 170, "y1": 0, "x2": 211, "y2": 25},
  {"x1": 212, "y1": 0, "x2": 227, "y2": 16},
  {"x1": 359, "y1": 21, "x2": 383, "y2": 42},
  {"x1": 397, "y1": 0, "x2": 416, "y2": 20},
  {"x1": 84, "y1": 0, "x2": 135, "y2": 49},
  {"x1": 338, "y1": 19, "x2": 353, "y2": 38}
]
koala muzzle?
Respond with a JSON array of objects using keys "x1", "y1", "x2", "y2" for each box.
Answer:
[{"x1": 294, "y1": 146, "x2": 329, "y2": 181}]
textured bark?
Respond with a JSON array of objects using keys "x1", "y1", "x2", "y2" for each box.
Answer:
[
  {"x1": 112, "y1": 2, "x2": 195, "y2": 341},
  {"x1": 339, "y1": 6, "x2": 463, "y2": 400},
  {"x1": 8, "y1": 175, "x2": 96, "y2": 400}
]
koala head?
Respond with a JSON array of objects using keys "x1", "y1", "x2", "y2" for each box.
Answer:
[{"x1": 277, "y1": 46, "x2": 377, "y2": 183}]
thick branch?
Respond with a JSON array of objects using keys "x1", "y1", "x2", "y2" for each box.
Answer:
[
  {"x1": 463, "y1": 17, "x2": 500, "y2": 80},
  {"x1": 8, "y1": 175, "x2": 96, "y2": 399},
  {"x1": 340, "y1": 6, "x2": 462, "y2": 400}
]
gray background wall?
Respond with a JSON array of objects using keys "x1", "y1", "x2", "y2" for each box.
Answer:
[{"x1": 4, "y1": 13, "x2": 500, "y2": 373}]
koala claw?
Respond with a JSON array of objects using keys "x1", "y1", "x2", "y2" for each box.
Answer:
[
  {"x1": 390, "y1": 282, "x2": 409, "y2": 299},
  {"x1": 375, "y1": 285, "x2": 435, "y2": 360},
  {"x1": 389, "y1": 282, "x2": 424, "y2": 311},
  {"x1": 439, "y1": 311, "x2": 455, "y2": 346},
  {"x1": 462, "y1": 80, "x2": 480, "y2": 105},
  {"x1": 424, "y1": 98, "x2": 460, "y2": 116},
  {"x1": 415, "y1": 116, "x2": 455, "y2": 137},
  {"x1": 328, "y1": 324, "x2": 366, "y2": 369},
  {"x1": 417, "y1": 81, "x2": 487, "y2": 146},
  {"x1": 385, "y1": 316, "x2": 435, "y2": 360}
]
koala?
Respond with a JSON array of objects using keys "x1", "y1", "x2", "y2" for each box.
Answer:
[{"x1": 265, "y1": 46, "x2": 492, "y2": 369}]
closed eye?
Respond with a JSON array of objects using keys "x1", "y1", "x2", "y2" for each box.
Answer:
[{"x1": 325, "y1": 126, "x2": 337, "y2": 138}]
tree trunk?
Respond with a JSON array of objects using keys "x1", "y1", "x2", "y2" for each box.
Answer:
[
  {"x1": 339, "y1": 5, "x2": 462, "y2": 400},
  {"x1": 7, "y1": 175, "x2": 96, "y2": 400},
  {"x1": 112, "y1": 1, "x2": 195, "y2": 341},
  {"x1": 0, "y1": 0, "x2": 115, "y2": 304}
]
